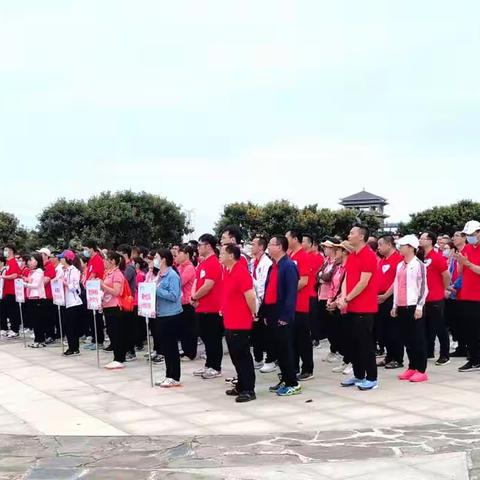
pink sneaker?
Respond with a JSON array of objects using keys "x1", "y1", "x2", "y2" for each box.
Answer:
[
  {"x1": 398, "y1": 369, "x2": 417, "y2": 380},
  {"x1": 409, "y1": 371, "x2": 428, "y2": 383}
]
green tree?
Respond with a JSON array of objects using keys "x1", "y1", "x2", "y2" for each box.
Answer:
[
  {"x1": 0, "y1": 211, "x2": 35, "y2": 250},
  {"x1": 214, "y1": 202, "x2": 263, "y2": 240}
]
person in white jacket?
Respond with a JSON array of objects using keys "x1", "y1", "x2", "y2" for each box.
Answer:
[
  {"x1": 250, "y1": 236, "x2": 273, "y2": 371},
  {"x1": 391, "y1": 235, "x2": 429, "y2": 383}
]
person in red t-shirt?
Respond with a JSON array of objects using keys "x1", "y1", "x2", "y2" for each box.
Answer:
[
  {"x1": 220, "y1": 226, "x2": 249, "y2": 269},
  {"x1": 220, "y1": 244, "x2": 257, "y2": 403},
  {"x1": 376, "y1": 236, "x2": 403, "y2": 369},
  {"x1": 191, "y1": 233, "x2": 224, "y2": 379},
  {"x1": 337, "y1": 225, "x2": 379, "y2": 391},
  {"x1": 419, "y1": 232, "x2": 451, "y2": 365},
  {"x1": 286, "y1": 229, "x2": 314, "y2": 380},
  {"x1": 1, "y1": 244, "x2": 22, "y2": 337},
  {"x1": 37, "y1": 247, "x2": 58, "y2": 343}
]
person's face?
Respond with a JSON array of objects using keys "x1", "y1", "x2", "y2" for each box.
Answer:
[
  {"x1": 324, "y1": 246, "x2": 333, "y2": 258},
  {"x1": 176, "y1": 251, "x2": 188, "y2": 264},
  {"x1": 419, "y1": 233, "x2": 431, "y2": 249},
  {"x1": 219, "y1": 246, "x2": 231, "y2": 267},
  {"x1": 399, "y1": 245, "x2": 412, "y2": 257},
  {"x1": 251, "y1": 238, "x2": 262, "y2": 256},
  {"x1": 285, "y1": 231, "x2": 296, "y2": 250},
  {"x1": 41, "y1": 253, "x2": 48, "y2": 264},
  {"x1": 198, "y1": 241, "x2": 210, "y2": 257},
  {"x1": 104, "y1": 257, "x2": 115, "y2": 269},
  {"x1": 348, "y1": 227, "x2": 363, "y2": 247},
  {"x1": 377, "y1": 238, "x2": 392, "y2": 257},
  {"x1": 453, "y1": 233, "x2": 466, "y2": 248},
  {"x1": 333, "y1": 247, "x2": 343, "y2": 261},
  {"x1": 60, "y1": 258, "x2": 67, "y2": 266},
  {"x1": 221, "y1": 232, "x2": 235, "y2": 246},
  {"x1": 3, "y1": 247, "x2": 13, "y2": 259},
  {"x1": 16, "y1": 257, "x2": 25, "y2": 269},
  {"x1": 29, "y1": 257, "x2": 38, "y2": 269},
  {"x1": 267, "y1": 239, "x2": 282, "y2": 259},
  {"x1": 171, "y1": 246, "x2": 179, "y2": 258},
  {"x1": 302, "y1": 237, "x2": 312, "y2": 252}
]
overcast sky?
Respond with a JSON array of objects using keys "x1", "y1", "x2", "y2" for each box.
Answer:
[{"x1": 1, "y1": 1, "x2": 479, "y2": 236}]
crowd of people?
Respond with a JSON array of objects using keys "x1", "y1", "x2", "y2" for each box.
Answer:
[{"x1": 1, "y1": 219, "x2": 480, "y2": 403}]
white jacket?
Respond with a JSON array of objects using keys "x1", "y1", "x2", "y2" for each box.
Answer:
[
  {"x1": 393, "y1": 257, "x2": 428, "y2": 310},
  {"x1": 252, "y1": 253, "x2": 273, "y2": 314},
  {"x1": 63, "y1": 266, "x2": 83, "y2": 308}
]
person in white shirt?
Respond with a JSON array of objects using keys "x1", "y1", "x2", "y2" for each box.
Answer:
[{"x1": 60, "y1": 250, "x2": 83, "y2": 356}]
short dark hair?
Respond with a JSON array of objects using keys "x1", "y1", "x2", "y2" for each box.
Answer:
[
  {"x1": 30, "y1": 252, "x2": 44, "y2": 270},
  {"x1": 272, "y1": 235, "x2": 288, "y2": 252},
  {"x1": 302, "y1": 234, "x2": 314, "y2": 245},
  {"x1": 253, "y1": 235, "x2": 268, "y2": 251},
  {"x1": 353, "y1": 224, "x2": 369, "y2": 242},
  {"x1": 224, "y1": 244, "x2": 241, "y2": 260},
  {"x1": 198, "y1": 233, "x2": 217, "y2": 250},
  {"x1": 422, "y1": 231, "x2": 436, "y2": 244},
  {"x1": 84, "y1": 240, "x2": 98, "y2": 250},
  {"x1": 157, "y1": 248, "x2": 174, "y2": 267},
  {"x1": 117, "y1": 244, "x2": 132, "y2": 258},
  {"x1": 222, "y1": 225, "x2": 242, "y2": 245},
  {"x1": 287, "y1": 229, "x2": 303, "y2": 243},
  {"x1": 4, "y1": 244, "x2": 16, "y2": 254},
  {"x1": 178, "y1": 244, "x2": 195, "y2": 259},
  {"x1": 379, "y1": 235, "x2": 395, "y2": 247}
]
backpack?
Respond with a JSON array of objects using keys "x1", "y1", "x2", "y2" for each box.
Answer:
[{"x1": 119, "y1": 277, "x2": 134, "y2": 312}]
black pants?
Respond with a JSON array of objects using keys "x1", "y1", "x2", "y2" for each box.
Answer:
[
  {"x1": 5, "y1": 295, "x2": 20, "y2": 333},
  {"x1": 252, "y1": 317, "x2": 267, "y2": 363},
  {"x1": 104, "y1": 307, "x2": 127, "y2": 363},
  {"x1": 309, "y1": 297, "x2": 321, "y2": 342},
  {"x1": 273, "y1": 322, "x2": 298, "y2": 387},
  {"x1": 425, "y1": 300, "x2": 449, "y2": 359},
  {"x1": 338, "y1": 312, "x2": 351, "y2": 364},
  {"x1": 43, "y1": 300, "x2": 57, "y2": 340},
  {"x1": 149, "y1": 317, "x2": 162, "y2": 355},
  {"x1": 64, "y1": 305, "x2": 82, "y2": 352},
  {"x1": 446, "y1": 299, "x2": 467, "y2": 353},
  {"x1": 157, "y1": 314, "x2": 182, "y2": 381},
  {"x1": 198, "y1": 312, "x2": 223, "y2": 372},
  {"x1": 134, "y1": 306, "x2": 147, "y2": 348},
  {"x1": 0, "y1": 299, "x2": 8, "y2": 330},
  {"x1": 30, "y1": 299, "x2": 48, "y2": 343},
  {"x1": 381, "y1": 297, "x2": 404, "y2": 364},
  {"x1": 463, "y1": 301, "x2": 480, "y2": 364},
  {"x1": 398, "y1": 306, "x2": 427, "y2": 373},
  {"x1": 180, "y1": 304, "x2": 198, "y2": 359},
  {"x1": 263, "y1": 304, "x2": 278, "y2": 364},
  {"x1": 123, "y1": 310, "x2": 136, "y2": 355},
  {"x1": 374, "y1": 297, "x2": 387, "y2": 353},
  {"x1": 317, "y1": 299, "x2": 329, "y2": 341},
  {"x1": 293, "y1": 312, "x2": 314, "y2": 374},
  {"x1": 226, "y1": 329, "x2": 255, "y2": 392},
  {"x1": 345, "y1": 313, "x2": 377, "y2": 381}
]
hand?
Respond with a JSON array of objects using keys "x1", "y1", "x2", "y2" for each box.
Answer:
[
  {"x1": 190, "y1": 299, "x2": 199, "y2": 308},
  {"x1": 378, "y1": 294, "x2": 387, "y2": 304},
  {"x1": 390, "y1": 308, "x2": 397, "y2": 318},
  {"x1": 414, "y1": 308, "x2": 423, "y2": 320},
  {"x1": 337, "y1": 297, "x2": 347, "y2": 310},
  {"x1": 326, "y1": 301, "x2": 336, "y2": 311},
  {"x1": 453, "y1": 253, "x2": 468, "y2": 266}
]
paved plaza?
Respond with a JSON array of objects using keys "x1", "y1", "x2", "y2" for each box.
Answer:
[{"x1": 1, "y1": 337, "x2": 480, "y2": 478}]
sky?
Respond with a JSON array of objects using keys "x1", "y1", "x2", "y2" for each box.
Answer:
[{"x1": 1, "y1": 1, "x2": 479, "y2": 236}]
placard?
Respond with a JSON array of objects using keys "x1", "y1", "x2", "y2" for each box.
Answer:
[
  {"x1": 14, "y1": 279, "x2": 25, "y2": 303},
  {"x1": 86, "y1": 280, "x2": 101, "y2": 310},
  {"x1": 138, "y1": 282, "x2": 156, "y2": 318},
  {"x1": 51, "y1": 278, "x2": 65, "y2": 306},
  {"x1": 0, "y1": 278, "x2": 3, "y2": 300}
]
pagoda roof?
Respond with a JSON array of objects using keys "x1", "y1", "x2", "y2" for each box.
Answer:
[{"x1": 340, "y1": 189, "x2": 388, "y2": 205}]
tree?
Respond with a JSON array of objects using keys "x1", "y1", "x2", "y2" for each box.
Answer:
[
  {"x1": 214, "y1": 202, "x2": 263, "y2": 240},
  {"x1": 0, "y1": 211, "x2": 34, "y2": 250},
  {"x1": 402, "y1": 200, "x2": 480, "y2": 236}
]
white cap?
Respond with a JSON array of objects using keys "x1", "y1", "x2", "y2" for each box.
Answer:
[
  {"x1": 462, "y1": 220, "x2": 480, "y2": 235},
  {"x1": 36, "y1": 247, "x2": 52, "y2": 256},
  {"x1": 396, "y1": 234, "x2": 419, "y2": 250}
]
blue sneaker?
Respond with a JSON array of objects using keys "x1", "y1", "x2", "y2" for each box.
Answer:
[
  {"x1": 276, "y1": 384, "x2": 302, "y2": 396},
  {"x1": 83, "y1": 343, "x2": 97, "y2": 351},
  {"x1": 357, "y1": 379, "x2": 379, "y2": 391},
  {"x1": 341, "y1": 377, "x2": 364, "y2": 387}
]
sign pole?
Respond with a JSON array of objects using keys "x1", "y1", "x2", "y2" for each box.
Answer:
[
  {"x1": 145, "y1": 317, "x2": 154, "y2": 387},
  {"x1": 18, "y1": 303, "x2": 26, "y2": 348},
  {"x1": 57, "y1": 305, "x2": 64, "y2": 354},
  {"x1": 93, "y1": 310, "x2": 100, "y2": 368}
]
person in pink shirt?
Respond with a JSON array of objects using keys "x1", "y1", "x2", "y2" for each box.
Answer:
[
  {"x1": 176, "y1": 245, "x2": 198, "y2": 360},
  {"x1": 133, "y1": 257, "x2": 147, "y2": 352}
]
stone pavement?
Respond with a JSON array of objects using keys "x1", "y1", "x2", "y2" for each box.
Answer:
[{"x1": 0, "y1": 337, "x2": 480, "y2": 478}]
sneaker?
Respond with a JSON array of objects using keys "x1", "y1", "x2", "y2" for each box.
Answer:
[
  {"x1": 200, "y1": 352, "x2": 207, "y2": 360},
  {"x1": 225, "y1": 388, "x2": 240, "y2": 396},
  {"x1": 398, "y1": 368, "x2": 417, "y2": 380},
  {"x1": 28, "y1": 342, "x2": 45, "y2": 348},
  {"x1": 6, "y1": 331, "x2": 19, "y2": 339},
  {"x1": 193, "y1": 366, "x2": 207, "y2": 376},
  {"x1": 135, "y1": 345, "x2": 145, "y2": 352},
  {"x1": 125, "y1": 352, "x2": 137, "y2": 362},
  {"x1": 83, "y1": 343, "x2": 97, "y2": 351},
  {"x1": 312, "y1": 340, "x2": 320, "y2": 348},
  {"x1": 458, "y1": 361, "x2": 480, "y2": 372},
  {"x1": 104, "y1": 361, "x2": 125, "y2": 370},
  {"x1": 0, "y1": 330, "x2": 7, "y2": 336},
  {"x1": 276, "y1": 384, "x2": 302, "y2": 396},
  {"x1": 269, "y1": 380, "x2": 285, "y2": 393},
  {"x1": 45, "y1": 337, "x2": 55, "y2": 345},
  {"x1": 342, "y1": 364, "x2": 354, "y2": 375},
  {"x1": 63, "y1": 349, "x2": 80, "y2": 356},
  {"x1": 152, "y1": 355, "x2": 164, "y2": 364},
  {"x1": 385, "y1": 361, "x2": 403, "y2": 370},
  {"x1": 201, "y1": 368, "x2": 222, "y2": 379},
  {"x1": 323, "y1": 352, "x2": 339, "y2": 363},
  {"x1": 156, "y1": 378, "x2": 181, "y2": 388},
  {"x1": 79, "y1": 335, "x2": 87, "y2": 343},
  {"x1": 332, "y1": 362, "x2": 347, "y2": 373},
  {"x1": 409, "y1": 371, "x2": 428, "y2": 383},
  {"x1": 260, "y1": 362, "x2": 277, "y2": 373},
  {"x1": 375, "y1": 348, "x2": 385, "y2": 357},
  {"x1": 297, "y1": 372, "x2": 314, "y2": 381},
  {"x1": 341, "y1": 377, "x2": 364, "y2": 387},
  {"x1": 376, "y1": 358, "x2": 386, "y2": 367},
  {"x1": 144, "y1": 351, "x2": 156, "y2": 359},
  {"x1": 236, "y1": 391, "x2": 256, "y2": 403},
  {"x1": 357, "y1": 379, "x2": 379, "y2": 391},
  {"x1": 450, "y1": 349, "x2": 467, "y2": 358},
  {"x1": 435, "y1": 357, "x2": 450, "y2": 366},
  {"x1": 254, "y1": 361, "x2": 264, "y2": 370},
  {"x1": 103, "y1": 344, "x2": 113, "y2": 352}
]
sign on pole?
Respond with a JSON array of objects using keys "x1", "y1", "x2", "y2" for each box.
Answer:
[
  {"x1": 138, "y1": 282, "x2": 156, "y2": 318},
  {"x1": 14, "y1": 279, "x2": 25, "y2": 304},
  {"x1": 86, "y1": 280, "x2": 101, "y2": 311},
  {"x1": 51, "y1": 279, "x2": 66, "y2": 307}
]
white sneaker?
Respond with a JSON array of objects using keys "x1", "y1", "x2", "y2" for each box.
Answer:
[
  {"x1": 200, "y1": 352, "x2": 207, "y2": 360},
  {"x1": 342, "y1": 364, "x2": 353, "y2": 375},
  {"x1": 260, "y1": 362, "x2": 277, "y2": 373},
  {"x1": 6, "y1": 330, "x2": 19, "y2": 339},
  {"x1": 28, "y1": 342, "x2": 46, "y2": 348},
  {"x1": 104, "y1": 361, "x2": 125, "y2": 370},
  {"x1": 156, "y1": 378, "x2": 181, "y2": 388},
  {"x1": 254, "y1": 361, "x2": 264, "y2": 370},
  {"x1": 193, "y1": 366, "x2": 207, "y2": 376},
  {"x1": 201, "y1": 368, "x2": 222, "y2": 379},
  {"x1": 323, "y1": 352, "x2": 339, "y2": 363},
  {"x1": 0, "y1": 330, "x2": 7, "y2": 336},
  {"x1": 332, "y1": 362, "x2": 347, "y2": 373}
]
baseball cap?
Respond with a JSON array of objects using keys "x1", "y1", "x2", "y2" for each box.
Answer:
[
  {"x1": 462, "y1": 220, "x2": 480, "y2": 235},
  {"x1": 396, "y1": 234, "x2": 419, "y2": 250},
  {"x1": 57, "y1": 249, "x2": 75, "y2": 262},
  {"x1": 37, "y1": 247, "x2": 52, "y2": 256}
]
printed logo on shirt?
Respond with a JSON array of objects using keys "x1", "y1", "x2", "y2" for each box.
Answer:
[
  {"x1": 6, "y1": 266, "x2": 9, "y2": 272},
  {"x1": 293, "y1": 260, "x2": 298, "y2": 266},
  {"x1": 200, "y1": 269, "x2": 206, "y2": 279},
  {"x1": 382, "y1": 265, "x2": 390, "y2": 273},
  {"x1": 424, "y1": 259, "x2": 432, "y2": 268}
]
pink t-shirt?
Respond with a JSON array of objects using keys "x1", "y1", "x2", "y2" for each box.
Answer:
[
  {"x1": 178, "y1": 261, "x2": 196, "y2": 305},
  {"x1": 397, "y1": 262, "x2": 408, "y2": 307},
  {"x1": 318, "y1": 258, "x2": 335, "y2": 301},
  {"x1": 102, "y1": 268, "x2": 124, "y2": 308}
]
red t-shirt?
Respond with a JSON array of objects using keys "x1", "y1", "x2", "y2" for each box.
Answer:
[
  {"x1": 195, "y1": 254, "x2": 223, "y2": 313},
  {"x1": 424, "y1": 250, "x2": 448, "y2": 302},
  {"x1": 308, "y1": 251, "x2": 324, "y2": 297},
  {"x1": 378, "y1": 251, "x2": 402, "y2": 294},
  {"x1": 43, "y1": 260, "x2": 56, "y2": 300},
  {"x1": 3, "y1": 258, "x2": 21, "y2": 296},
  {"x1": 85, "y1": 252, "x2": 105, "y2": 282},
  {"x1": 222, "y1": 261, "x2": 254, "y2": 330},
  {"x1": 345, "y1": 245, "x2": 379, "y2": 314},
  {"x1": 289, "y1": 248, "x2": 310, "y2": 313},
  {"x1": 264, "y1": 263, "x2": 278, "y2": 305},
  {"x1": 460, "y1": 244, "x2": 480, "y2": 301}
]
